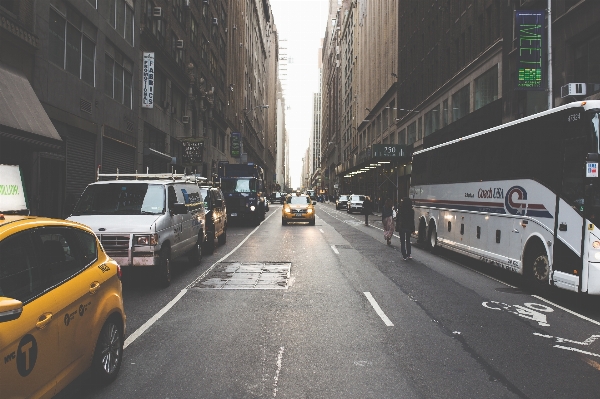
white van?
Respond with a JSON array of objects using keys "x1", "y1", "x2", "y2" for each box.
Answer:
[{"x1": 68, "y1": 176, "x2": 206, "y2": 286}]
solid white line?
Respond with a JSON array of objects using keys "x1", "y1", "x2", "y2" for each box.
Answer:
[
  {"x1": 364, "y1": 292, "x2": 394, "y2": 326},
  {"x1": 554, "y1": 345, "x2": 600, "y2": 358},
  {"x1": 331, "y1": 245, "x2": 339, "y2": 254},
  {"x1": 124, "y1": 289, "x2": 187, "y2": 349},
  {"x1": 532, "y1": 295, "x2": 600, "y2": 326},
  {"x1": 124, "y1": 210, "x2": 276, "y2": 349},
  {"x1": 272, "y1": 346, "x2": 285, "y2": 397},
  {"x1": 319, "y1": 228, "x2": 324, "y2": 233}
]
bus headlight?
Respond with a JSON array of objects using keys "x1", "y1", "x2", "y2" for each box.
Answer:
[
  {"x1": 250, "y1": 205, "x2": 256, "y2": 211},
  {"x1": 593, "y1": 241, "x2": 600, "y2": 249}
]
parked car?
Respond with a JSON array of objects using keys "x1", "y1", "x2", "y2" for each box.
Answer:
[
  {"x1": 270, "y1": 192, "x2": 285, "y2": 204},
  {"x1": 0, "y1": 215, "x2": 126, "y2": 398},
  {"x1": 282, "y1": 193, "x2": 316, "y2": 225},
  {"x1": 199, "y1": 185, "x2": 228, "y2": 254},
  {"x1": 68, "y1": 176, "x2": 206, "y2": 287},
  {"x1": 336, "y1": 195, "x2": 350, "y2": 210},
  {"x1": 347, "y1": 194, "x2": 366, "y2": 214}
]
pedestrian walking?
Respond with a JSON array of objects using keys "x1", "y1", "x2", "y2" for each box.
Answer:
[
  {"x1": 382, "y1": 198, "x2": 394, "y2": 245},
  {"x1": 363, "y1": 196, "x2": 372, "y2": 226},
  {"x1": 396, "y1": 197, "x2": 415, "y2": 260}
]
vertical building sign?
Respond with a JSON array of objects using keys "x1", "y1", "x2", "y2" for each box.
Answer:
[
  {"x1": 142, "y1": 52, "x2": 155, "y2": 108},
  {"x1": 230, "y1": 132, "x2": 241, "y2": 158},
  {"x1": 515, "y1": 11, "x2": 545, "y2": 90}
]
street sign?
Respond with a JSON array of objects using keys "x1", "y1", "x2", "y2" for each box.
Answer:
[
  {"x1": 515, "y1": 11, "x2": 545, "y2": 90},
  {"x1": 372, "y1": 144, "x2": 405, "y2": 158},
  {"x1": 182, "y1": 139, "x2": 204, "y2": 165},
  {"x1": 230, "y1": 132, "x2": 241, "y2": 158},
  {"x1": 142, "y1": 52, "x2": 155, "y2": 108},
  {"x1": 587, "y1": 162, "x2": 598, "y2": 177}
]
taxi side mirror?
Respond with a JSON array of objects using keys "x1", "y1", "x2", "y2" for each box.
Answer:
[
  {"x1": 313, "y1": 201, "x2": 317, "y2": 205},
  {"x1": 0, "y1": 298, "x2": 23, "y2": 323}
]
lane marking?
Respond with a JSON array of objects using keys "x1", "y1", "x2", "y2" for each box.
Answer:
[
  {"x1": 532, "y1": 295, "x2": 600, "y2": 326},
  {"x1": 554, "y1": 345, "x2": 600, "y2": 358},
  {"x1": 272, "y1": 346, "x2": 285, "y2": 397},
  {"x1": 319, "y1": 228, "x2": 324, "y2": 233},
  {"x1": 331, "y1": 245, "x2": 339, "y2": 254},
  {"x1": 124, "y1": 210, "x2": 277, "y2": 349},
  {"x1": 364, "y1": 292, "x2": 394, "y2": 326}
]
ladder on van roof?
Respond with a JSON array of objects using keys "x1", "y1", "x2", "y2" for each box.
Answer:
[{"x1": 96, "y1": 167, "x2": 207, "y2": 183}]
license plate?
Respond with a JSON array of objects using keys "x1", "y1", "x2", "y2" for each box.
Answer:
[
  {"x1": 231, "y1": 213, "x2": 237, "y2": 217},
  {"x1": 294, "y1": 214, "x2": 303, "y2": 217}
]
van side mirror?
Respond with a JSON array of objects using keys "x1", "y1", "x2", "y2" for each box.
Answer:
[{"x1": 171, "y1": 203, "x2": 188, "y2": 215}]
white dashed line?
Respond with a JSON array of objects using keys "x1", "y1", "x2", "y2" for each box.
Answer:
[
  {"x1": 319, "y1": 228, "x2": 324, "y2": 233},
  {"x1": 364, "y1": 292, "x2": 394, "y2": 326},
  {"x1": 331, "y1": 245, "x2": 339, "y2": 254}
]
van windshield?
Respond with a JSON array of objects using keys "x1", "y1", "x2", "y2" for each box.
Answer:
[{"x1": 71, "y1": 183, "x2": 165, "y2": 215}]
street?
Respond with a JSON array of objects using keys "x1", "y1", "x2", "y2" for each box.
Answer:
[{"x1": 59, "y1": 202, "x2": 600, "y2": 399}]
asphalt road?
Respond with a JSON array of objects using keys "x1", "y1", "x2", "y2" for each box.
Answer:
[{"x1": 60, "y1": 202, "x2": 600, "y2": 399}]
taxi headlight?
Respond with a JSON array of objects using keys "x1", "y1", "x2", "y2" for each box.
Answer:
[
  {"x1": 134, "y1": 234, "x2": 158, "y2": 246},
  {"x1": 307, "y1": 208, "x2": 313, "y2": 214},
  {"x1": 284, "y1": 206, "x2": 291, "y2": 213}
]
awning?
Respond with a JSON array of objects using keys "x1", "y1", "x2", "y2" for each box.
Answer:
[{"x1": 0, "y1": 63, "x2": 62, "y2": 146}]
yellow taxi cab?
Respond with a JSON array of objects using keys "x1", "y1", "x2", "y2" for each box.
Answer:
[
  {"x1": 282, "y1": 193, "x2": 316, "y2": 226},
  {"x1": 0, "y1": 214, "x2": 126, "y2": 399}
]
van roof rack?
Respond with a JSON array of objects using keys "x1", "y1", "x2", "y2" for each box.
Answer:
[{"x1": 97, "y1": 168, "x2": 207, "y2": 183}]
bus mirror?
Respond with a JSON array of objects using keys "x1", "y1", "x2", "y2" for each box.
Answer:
[{"x1": 587, "y1": 153, "x2": 599, "y2": 161}]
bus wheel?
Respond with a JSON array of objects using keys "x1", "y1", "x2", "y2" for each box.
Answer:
[
  {"x1": 427, "y1": 224, "x2": 438, "y2": 253},
  {"x1": 417, "y1": 219, "x2": 427, "y2": 244},
  {"x1": 525, "y1": 246, "x2": 550, "y2": 294}
]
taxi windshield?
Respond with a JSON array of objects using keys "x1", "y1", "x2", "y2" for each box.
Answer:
[
  {"x1": 71, "y1": 183, "x2": 165, "y2": 215},
  {"x1": 288, "y1": 196, "x2": 310, "y2": 205}
]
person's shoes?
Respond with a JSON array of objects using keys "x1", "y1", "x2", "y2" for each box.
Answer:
[
  {"x1": 387, "y1": 239, "x2": 391, "y2": 245},
  {"x1": 402, "y1": 256, "x2": 408, "y2": 260},
  {"x1": 408, "y1": 255, "x2": 412, "y2": 259}
]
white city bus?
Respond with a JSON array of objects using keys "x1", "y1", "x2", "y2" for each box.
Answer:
[{"x1": 410, "y1": 101, "x2": 600, "y2": 294}]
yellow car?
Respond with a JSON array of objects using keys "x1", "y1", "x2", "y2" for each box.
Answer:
[
  {"x1": 282, "y1": 194, "x2": 316, "y2": 225},
  {"x1": 0, "y1": 214, "x2": 126, "y2": 399}
]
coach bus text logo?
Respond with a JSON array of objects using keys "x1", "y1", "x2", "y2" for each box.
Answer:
[{"x1": 478, "y1": 188, "x2": 504, "y2": 199}]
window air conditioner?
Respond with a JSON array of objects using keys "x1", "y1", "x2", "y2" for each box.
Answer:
[
  {"x1": 153, "y1": 7, "x2": 162, "y2": 18},
  {"x1": 561, "y1": 83, "x2": 587, "y2": 98},
  {"x1": 176, "y1": 39, "x2": 184, "y2": 49},
  {"x1": 212, "y1": 18, "x2": 218, "y2": 25},
  {"x1": 182, "y1": 116, "x2": 190, "y2": 124}
]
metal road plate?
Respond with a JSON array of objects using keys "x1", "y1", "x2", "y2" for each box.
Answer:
[{"x1": 194, "y1": 262, "x2": 291, "y2": 290}]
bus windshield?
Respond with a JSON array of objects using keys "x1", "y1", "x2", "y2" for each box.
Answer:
[{"x1": 221, "y1": 178, "x2": 256, "y2": 193}]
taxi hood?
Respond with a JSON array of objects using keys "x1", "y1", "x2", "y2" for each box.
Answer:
[{"x1": 67, "y1": 214, "x2": 161, "y2": 234}]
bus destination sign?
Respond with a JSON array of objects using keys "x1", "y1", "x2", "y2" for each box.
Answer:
[{"x1": 515, "y1": 11, "x2": 545, "y2": 90}]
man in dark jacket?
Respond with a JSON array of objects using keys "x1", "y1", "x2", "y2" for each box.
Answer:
[
  {"x1": 397, "y1": 197, "x2": 415, "y2": 260},
  {"x1": 363, "y1": 196, "x2": 372, "y2": 226}
]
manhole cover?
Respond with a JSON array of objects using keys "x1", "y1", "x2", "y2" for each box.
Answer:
[{"x1": 194, "y1": 262, "x2": 291, "y2": 290}]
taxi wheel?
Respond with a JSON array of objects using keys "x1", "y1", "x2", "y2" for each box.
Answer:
[
  {"x1": 92, "y1": 317, "x2": 123, "y2": 385},
  {"x1": 157, "y1": 246, "x2": 171, "y2": 287},
  {"x1": 189, "y1": 234, "x2": 203, "y2": 264},
  {"x1": 218, "y1": 226, "x2": 227, "y2": 245},
  {"x1": 204, "y1": 231, "x2": 215, "y2": 255}
]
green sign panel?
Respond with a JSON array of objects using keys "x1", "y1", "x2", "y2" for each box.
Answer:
[
  {"x1": 516, "y1": 10, "x2": 545, "y2": 90},
  {"x1": 372, "y1": 144, "x2": 405, "y2": 158},
  {"x1": 230, "y1": 132, "x2": 241, "y2": 158}
]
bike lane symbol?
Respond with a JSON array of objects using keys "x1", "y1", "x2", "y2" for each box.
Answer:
[{"x1": 482, "y1": 301, "x2": 554, "y2": 326}]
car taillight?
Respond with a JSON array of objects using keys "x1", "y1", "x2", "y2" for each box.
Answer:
[{"x1": 116, "y1": 264, "x2": 123, "y2": 280}]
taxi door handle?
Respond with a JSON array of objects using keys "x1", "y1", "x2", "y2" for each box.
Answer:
[
  {"x1": 36, "y1": 313, "x2": 53, "y2": 330},
  {"x1": 89, "y1": 281, "x2": 101, "y2": 295}
]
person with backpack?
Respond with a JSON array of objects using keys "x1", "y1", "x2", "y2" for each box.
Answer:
[{"x1": 396, "y1": 197, "x2": 415, "y2": 260}]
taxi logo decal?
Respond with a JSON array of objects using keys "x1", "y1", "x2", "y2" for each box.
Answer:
[{"x1": 17, "y1": 334, "x2": 37, "y2": 377}]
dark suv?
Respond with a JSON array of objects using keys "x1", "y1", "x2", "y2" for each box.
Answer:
[
  {"x1": 336, "y1": 195, "x2": 350, "y2": 210},
  {"x1": 199, "y1": 185, "x2": 228, "y2": 254}
]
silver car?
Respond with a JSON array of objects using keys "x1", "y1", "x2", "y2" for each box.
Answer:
[{"x1": 347, "y1": 195, "x2": 366, "y2": 214}]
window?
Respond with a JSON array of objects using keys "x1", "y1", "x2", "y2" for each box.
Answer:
[
  {"x1": 107, "y1": 0, "x2": 134, "y2": 45},
  {"x1": 154, "y1": 68, "x2": 167, "y2": 107},
  {"x1": 171, "y1": 32, "x2": 184, "y2": 68},
  {"x1": 407, "y1": 121, "x2": 417, "y2": 145},
  {"x1": 574, "y1": 33, "x2": 600, "y2": 83},
  {"x1": 442, "y1": 99, "x2": 449, "y2": 127},
  {"x1": 0, "y1": 231, "x2": 42, "y2": 303},
  {"x1": 105, "y1": 42, "x2": 133, "y2": 108},
  {"x1": 424, "y1": 105, "x2": 439, "y2": 136},
  {"x1": 475, "y1": 65, "x2": 498, "y2": 110},
  {"x1": 191, "y1": 17, "x2": 198, "y2": 45},
  {"x1": 49, "y1": 7, "x2": 96, "y2": 86},
  {"x1": 452, "y1": 84, "x2": 470, "y2": 121},
  {"x1": 172, "y1": 0, "x2": 183, "y2": 24},
  {"x1": 172, "y1": 87, "x2": 186, "y2": 121},
  {"x1": 146, "y1": 0, "x2": 165, "y2": 46}
]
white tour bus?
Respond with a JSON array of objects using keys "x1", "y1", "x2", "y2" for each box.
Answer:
[{"x1": 410, "y1": 101, "x2": 600, "y2": 294}]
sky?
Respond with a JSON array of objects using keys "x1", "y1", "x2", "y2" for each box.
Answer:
[{"x1": 270, "y1": 0, "x2": 330, "y2": 189}]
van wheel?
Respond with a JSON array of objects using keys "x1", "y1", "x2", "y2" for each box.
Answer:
[
  {"x1": 204, "y1": 231, "x2": 215, "y2": 255},
  {"x1": 189, "y1": 234, "x2": 203, "y2": 265},
  {"x1": 157, "y1": 245, "x2": 171, "y2": 287},
  {"x1": 218, "y1": 227, "x2": 227, "y2": 245},
  {"x1": 524, "y1": 244, "x2": 550, "y2": 294},
  {"x1": 92, "y1": 317, "x2": 123, "y2": 385},
  {"x1": 427, "y1": 224, "x2": 438, "y2": 253}
]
